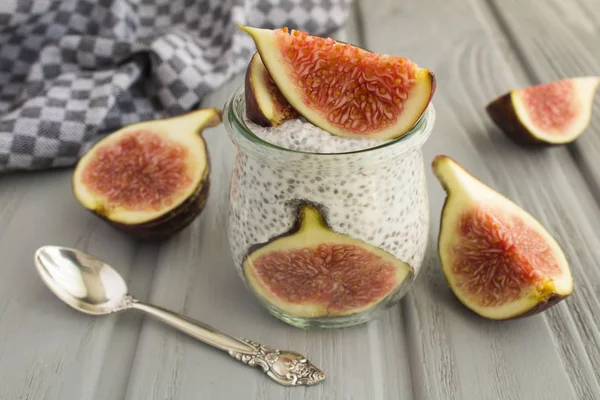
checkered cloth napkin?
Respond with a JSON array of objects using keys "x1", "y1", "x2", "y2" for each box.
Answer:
[{"x1": 0, "y1": 0, "x2": 351, "y2": 172}]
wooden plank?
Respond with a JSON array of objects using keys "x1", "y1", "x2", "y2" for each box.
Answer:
[
  {"x1": 482, "y1": 1, "x2": 600, "y2": 397},
  {"x1": 486, "y1": 0, "x2": 600, "y2": 197},
  {"x1": 0, "y1": 169, "x2": 148, "y2": 399},
  {"x1": 122, "y1": 8, "x2": 416, "y2": 399},
  {"x1": 359, "y1": 0, "x2": 600, "y2": 398},
  {"x1": 2, "y1": 1, "x2": 599, "y2": 398}
]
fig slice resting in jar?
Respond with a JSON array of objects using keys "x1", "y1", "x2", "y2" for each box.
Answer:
[
  {"x1": 243, "y1": 202, "x2": 412, "y2": 318},
  {"x1": 239, "y1": 25, "x2": 436, "y2": 140},
  {"x1": 225, "y1": 26, "x2": 435, "y2": 328},
  {"x1": 245, "y1": 52, "x2": 299, "y2": 127}
]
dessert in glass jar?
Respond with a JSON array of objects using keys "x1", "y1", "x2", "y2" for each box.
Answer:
[{"x1": 223, "y1": 26, "x2": 436, "y2": 329}]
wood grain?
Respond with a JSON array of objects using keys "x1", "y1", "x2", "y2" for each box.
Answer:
[
  {"x1": 0, "y1": 169, "x2": 144, "y2": 400},
  {"x1": 483, "y1": 1, "x2": 600, "y2": 397},
  {"x1": 360, "y1": 0, "x2": 600, "y2": 398},
  {"x1": 1, "y1": 1, "x2": 600, "y2": 399},
  {"x1": 486, "y1": 0, "x2": 600, "y2": 199}
]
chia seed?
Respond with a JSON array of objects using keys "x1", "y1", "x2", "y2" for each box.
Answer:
[{"x1": 227, "y1": 114, "x2": 430, "y2": 296}]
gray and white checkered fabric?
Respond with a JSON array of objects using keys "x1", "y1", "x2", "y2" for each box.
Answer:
[{"x1": 0, "y1": 0, "x2": 351, "y2": 172}]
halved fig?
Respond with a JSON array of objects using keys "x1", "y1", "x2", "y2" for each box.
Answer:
[
  {"x1": 486, "y1": 76, "x2": 600, "y2": 146},
  {"x1": 239, "y1": 25, "x2": 436, "y2": 140},
  {"x1": 243, "y1": 202, "x2": 412, "y2": 318},
  {"x1": 245, "y1": 52, "x2": 299, "y2": 126},
  {"x1": 72, "y1": 108, "x2": 222, "y2": 240},
  {"x1": 432, "y1": 155, "x2": 573, "y2": 320}
]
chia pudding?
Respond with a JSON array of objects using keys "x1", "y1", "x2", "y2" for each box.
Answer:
[
  {"x1": 245, "y1": 116, "x2": 389, "y2": 153},
  {"x1": 224, "y1": 87, "x2": 435, "y2": 329}
]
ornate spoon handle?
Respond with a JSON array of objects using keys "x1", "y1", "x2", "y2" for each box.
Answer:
[{"x1": 127, "y1": 298, "x2": 325, "y2": 387}]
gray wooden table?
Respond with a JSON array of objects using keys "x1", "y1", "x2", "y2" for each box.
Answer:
[{"x1": 2, "y1": 1, "x2": 600, "y2": 399}]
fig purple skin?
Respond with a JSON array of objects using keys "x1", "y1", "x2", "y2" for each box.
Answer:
[
  {"x1": 72, "y1": 109, "x2": 221, "y2": 241},
  {"x1": 245, "y1": 63, "x2": 272, "y2": 127},
  {"x1": 486, "y1": 76, "x2": 600, "y2": 147},
  {"x1": 486, "y1": 93, "x2": 543, "y2": 147},
  {"x1": 106, "y1": 173, "x2": 211, "y2": 241},
  {"x1": 244, "y1": 52, "x2": 298, "y2": 127}
]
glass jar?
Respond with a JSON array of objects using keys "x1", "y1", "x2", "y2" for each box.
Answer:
[{"x1": 223, "y1": 86, "x2": 435, "y2": 329}]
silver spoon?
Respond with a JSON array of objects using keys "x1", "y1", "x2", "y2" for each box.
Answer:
[{"x1": 34, "y1": 245, "x2": 325, "y2": 387}]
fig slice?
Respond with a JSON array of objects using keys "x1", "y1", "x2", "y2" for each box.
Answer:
[
  {"x1": 243, "y1": 202, "x2": 412, "y2": 318},
  {"x1": 432, "y1": 155, "x2": 573, "y2": 320},
  {"x1": 239, "y1": 25, "x2": 436, "y2": 140},
  {"x1": 245, "y1": 52, "x2": 299, "y2": 126},
  {"x1": 72, "y1": 108, "x2": 222, "y2": 240},
  {"x1": 486, "y1": 76, "x2": 600, "y2": 146}
]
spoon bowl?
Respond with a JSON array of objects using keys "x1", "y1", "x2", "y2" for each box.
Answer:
[
  {"x1": 35, "y1": 245, "x2": 129, "y2": 315},
  {"x1": 34, "y1": 245, "x2": 325, "y2": 387}
]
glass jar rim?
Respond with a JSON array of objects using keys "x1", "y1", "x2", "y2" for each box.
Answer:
[{"x1": 223, "y1": 85, "x2": 435, "y2": 157}]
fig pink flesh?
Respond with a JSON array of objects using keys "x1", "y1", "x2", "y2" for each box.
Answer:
[
  {"x1": 452, "y1": 208, "x2": 561, "y2": 307},
  {"x1": 82, "y1": 130, "x2": 193, "y2": 211},
  {"x1": 275, "y1": 29, "x2": 417, "y2": 134},
  {"x1": 250, "y1": 243, "x2": 398, "y2": 313},
  {"x1": 262, "y1": 63, "x2": 298, "y2": 119},
  {"x1": 521, "y1": 79, "x2": 577, "y2": 133}
]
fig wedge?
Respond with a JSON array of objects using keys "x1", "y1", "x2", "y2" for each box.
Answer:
[
  {"x1": 432, "y1": 155, "x2": 573, "y2": 320},
  {"x1": 239, "y1": 25, "x2": 436, "y2": 140},
  {"x1": 486, "y1": 76, "x2": 600, "y2": 146},
  {"x1": 73, "y1": 108, "x2": 222, "y2": 240},
  {"x1": 243, "y1": 201, "x2": 412, "y2": 318},
  {"x1": 245, "y1": 52, "x2": 299, "y2": 126}
]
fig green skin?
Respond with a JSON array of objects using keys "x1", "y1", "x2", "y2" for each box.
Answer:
[
  {"x1": 74, "y1": 139, "x2": 211, "y2": 242},
  {"x1": 432, "y1": 155, "x2": 571, "y2": 320},
  {"x1": 486, "y1": 93, "x2": 559, "y2": 147}
]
